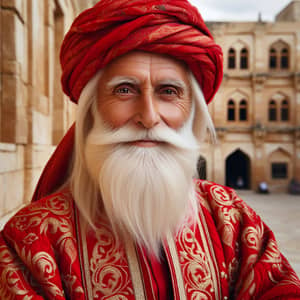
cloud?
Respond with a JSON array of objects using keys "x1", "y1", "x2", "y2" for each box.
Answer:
[{"x1": 189, "y1": 0, "x2": 292, "y2": 21}]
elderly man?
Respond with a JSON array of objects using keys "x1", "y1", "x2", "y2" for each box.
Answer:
[{"x1": 1, "y1": 0, "x2": 300, "y2": 299}]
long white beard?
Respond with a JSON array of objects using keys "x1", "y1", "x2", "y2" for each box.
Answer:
[{"x1": 84, "y1": 109, "x2": 200, "y2": 256}]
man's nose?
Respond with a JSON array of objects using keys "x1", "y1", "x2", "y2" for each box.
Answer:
[{"x1": 133, "y1": 93, "x2": 160, "y2": 129}]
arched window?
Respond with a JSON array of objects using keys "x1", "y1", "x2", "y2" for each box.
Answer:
[
  {"x1": 228, "y1": 48, "x2": 236, "y2": 69},
  {"x1": 240, "y1": 48, "x2": 248, "y2": 69},
  {"x1": 227, "y1": 99, "x2": 235, "y2": 121},
  {"x1": 281, "y1": 99, "x2": 289, "y2": 121},
  {"x1": 239, "y1": 99, "x2": 247, "y2": 121},
  {"x1": 269, "y1": 48, "x2": 277, "y2": 69},
  {"x1": 280, "y1": 48, "x2": 289, "y2": 69},
  {"x1": 269, "y1": 42, "x2": 290, "y2": 71},
  {"x1": 272, "y1": 163, "x2": 288, "y2": 179},
  {"x1": 269, "y1": 100, "x2": 277, "y2": 121}
]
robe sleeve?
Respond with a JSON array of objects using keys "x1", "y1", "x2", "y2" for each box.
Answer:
[
  {"x1": 198, "y1": 181, "x2": 300, "y2": 299},
  {"x1": 0, "y1": 192, "x2": 84, "y2": 300},
  {"x1": 0, "y1": 231, "x2": 50, "y2": 299}
]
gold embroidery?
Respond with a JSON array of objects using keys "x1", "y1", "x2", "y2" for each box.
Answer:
[
  {"x1": 1, "y1": 192, "x2": 83, "y2": 298},
  {"x1": 241, "y1": 223, "x2": 264, "y2": 251},
  {"x1": 31, "y1": 251, "x2": 63, "y2": 297},
  {"x1": 0, "y1": 245, "x2": 31, "y2": 299},
  {"x1": 124, "y1": 239, "x2": 146, "y2": 299},
  {"x1": 177, "y1": 225, "x2": 213, "y2": 298},
  {"x1": 208, "y1": 185, "x2": 242, "y2": 249},
  {"x1": 10, "y1": 194, "x2": 72, "y2": 234},
  {"x1": 236, "y1": 266, "x2": 256, "y2": 297},
  {"x1": 80, "y1": 219, "x2": 134, "y2": 299},
  {"x1": 196, "y1": 206, "x2": 222, "y2": 299},
  {"x1": 62, "y1": 274, "x2": 84, "y2": 294},
  {"x1": 166, "y1": 232, "x2": 187, "y2": 300},
  {"x1": 79, "y1": 217, "x2": 94, "y2": 300}
]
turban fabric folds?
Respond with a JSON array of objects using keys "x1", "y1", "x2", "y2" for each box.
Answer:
[
  {"x1": 32, "y1": 0, "x2": 223, "y2": 202},
  {"x1": 60, "y1": 0, "x2": 223, "y2": 104}
]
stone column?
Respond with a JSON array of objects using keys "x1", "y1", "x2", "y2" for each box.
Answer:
[
  {"x1": 24, "y1": 0, "x2": 55, "y2": 203},
  {"x1": 252, "y1": 75, "x2": 267, "y2": 189},
  {"x1": 294, "y1": 73, "x2": 300, "y2": 181},
  {"x1": 213, "y1": 128, "x2": 226, "y2": 185},
  {"x1": 1, "y1": 0, "x2": 28, "y2": 144},
  {"x1": 252, "y1": 123, "x2": 267, "y2": 188},
  {"x1": 0, "y1": 1, "x2": 28, "y2": 216}
]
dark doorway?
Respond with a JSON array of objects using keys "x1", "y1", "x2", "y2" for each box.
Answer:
[
  {"x1": 226, "y1": 150, "x2": 250, "y2": 189},
  {"x1": 197, "y1": 156, "x2": 207, "y2": 180}
]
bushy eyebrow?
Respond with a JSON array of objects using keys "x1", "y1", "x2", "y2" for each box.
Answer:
[
  {"x1": 157, "y1": 79, "x2": 188, "y2": 93},
  {"x1": 106, "y1": 76, "x2": 189, "y2": 93},
  {"x1": 106, "y1": 76, "x2": 141, "y2": 89}
]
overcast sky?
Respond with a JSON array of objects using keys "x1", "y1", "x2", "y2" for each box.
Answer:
[{"x1": 189, "y1": 0, "x2": 292, "y2": 22}]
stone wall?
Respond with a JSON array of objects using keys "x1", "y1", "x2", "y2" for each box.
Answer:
[
  {"x1": 0, "y1": 0, "x2": 95, "y2": 220},
  {"x1": 276, "y1": 0, "x2": 300, "y2": 22}
]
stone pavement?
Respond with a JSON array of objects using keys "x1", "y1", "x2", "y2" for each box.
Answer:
[{"x1": 238, "y1": 190, "x2": 300, "y2": 277}]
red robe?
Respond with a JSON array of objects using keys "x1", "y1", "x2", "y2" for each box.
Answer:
[{"x1": 1, "y1": 180, "x2": 300, "y2": 299}]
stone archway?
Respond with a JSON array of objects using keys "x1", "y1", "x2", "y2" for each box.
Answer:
[{"x1": 226, "y1": 150, "x2": 251, "y2": 189}]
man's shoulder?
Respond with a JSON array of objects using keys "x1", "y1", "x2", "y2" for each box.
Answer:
[
  {"x1": 194, "y1": 179, "x2": 258, "y2": 226},
  {"x1": 194, "y1": 179, "x2": 250, "y2": 212},
  {"x1": 194, "y1": 179, "x2": 237, "y2": 202},
  {"x1": 2, "y1": 189, "x2": 75, "y2": 240}
]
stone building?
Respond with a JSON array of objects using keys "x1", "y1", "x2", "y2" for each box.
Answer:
[
  {"x1": 0, "y1": 0, "x2": 299, "y2": 222},
  {"x1": 0, "y1": 0, "x2": 95, "y2": 222},
  {"x1": 199, "y1": 0, "x2": 300, "y2": 192}
]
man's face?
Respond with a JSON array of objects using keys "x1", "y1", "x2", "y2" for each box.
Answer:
[
  {"x1": 83, "y1": 51, "x2": 198, "y2": 254},
  {"x1": 97, "y1": 51, "x2": 192, "y2": 146}
]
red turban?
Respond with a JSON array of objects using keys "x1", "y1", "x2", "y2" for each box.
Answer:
[
  {"x1": 60, "y1": 0, "x2": 223, "y2": 104},
  {"x1": 32, "y1": 0, "x2": 223, "y2": 202}
]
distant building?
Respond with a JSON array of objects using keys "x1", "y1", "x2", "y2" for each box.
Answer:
[{"x1": 198, "y1": 0, "x2": 300, "y2": 192}]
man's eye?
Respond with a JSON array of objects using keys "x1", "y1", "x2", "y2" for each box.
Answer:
[
  {"x1": 164, "y1": 89, "x2": 175, "y2": 94},
  {"x1": 160, "y1": 87, "x2": 178, "y2": 96},
  {"x1": 115, "y1": 87, "x2": 131, "y2": 94}
]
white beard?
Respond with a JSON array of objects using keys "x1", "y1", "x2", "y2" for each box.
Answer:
[{"x1": 84, "y1": 107, "x2": 200, "y2": 256}]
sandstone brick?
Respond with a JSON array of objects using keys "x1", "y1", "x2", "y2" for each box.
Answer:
[
  {"x1": 15, "y1": 81, "x2": 28, "y2": 144},
  {"x1": 24, "y1": 143, "x2": 54, "y2": 170},
  {"x1": 0, "y1": 174, "x2": 5, "y2": 214},
  {"x1": 1, "y1": 6, "x2": 28, "y2": 84},
  {"x1": 1, "y1": 73, "x2": 24, "y2": 143},
  {"x1": 32, "y1": 110, "x2": 52, "y2": 145},
  {"x1": 0, "y1": 144, "x2": 17, "y2": 173},
  {"x1": 3, "y1": 170, "x2": 24, "y2": 213},
  {"x1": 1, "y1": 0, "x2": 26, "y2": 23},
  {"x1": 1, "y1": 9, "x2": 24, "y2": 62},
  {"x1": 0, "y1": 144, "x2": 24, "y2": 175}
]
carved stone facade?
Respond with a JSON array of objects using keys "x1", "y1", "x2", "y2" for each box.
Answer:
[
  {"x1": 0, "y1": 0, "x2": 95, "y2": 219},
  {"x1": 201, "y1": 1, "x2": 300, "y2": 192},
  {"x1": 1, "y1": 1, "x2": 300, "y2": 220}
]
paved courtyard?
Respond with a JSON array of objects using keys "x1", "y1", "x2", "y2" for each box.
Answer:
[{"x1": 238, "y1": 190, "x2": 300, "y2": 277}]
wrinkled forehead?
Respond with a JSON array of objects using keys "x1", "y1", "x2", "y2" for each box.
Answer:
[
  {"x1": 99, "y1": 51, "x2": 191, "y2": 91},
  {"x1": 100, "y1": 51, "x2": 190, "y2": 81},
  {"x1": 106, "y1": 50, "x2": 188, "y2": 68}
]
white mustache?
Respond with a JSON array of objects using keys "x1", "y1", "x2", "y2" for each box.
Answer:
[{"x1": 86, "y1": 122, "x2": 199, "y2": 151}]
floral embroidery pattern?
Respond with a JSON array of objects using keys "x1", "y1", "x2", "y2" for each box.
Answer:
[
  {"x1": 176, "y1": 223, "x2": 215, "y2": 299},
  {"x1": 0, "y1": 191, "x2": 84, "y2": 298},
  {"x1": 85, "y1": 221, "x2": 134, "y2": 299}
]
